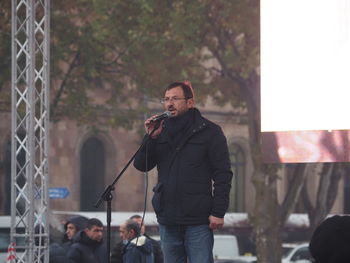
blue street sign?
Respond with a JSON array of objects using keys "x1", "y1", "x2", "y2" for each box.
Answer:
[{"x1": 49, "y1": 187, "x2": 70, "y2": 199}]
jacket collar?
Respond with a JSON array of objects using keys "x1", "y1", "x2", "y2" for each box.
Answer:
[
  {"x1": 160, "y1": 108, "x2": 208, "y2": 144},
  {"x1": 186, "y1": 107, "x2": 208, "y2": 135}
]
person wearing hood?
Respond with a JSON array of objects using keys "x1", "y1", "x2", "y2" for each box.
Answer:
[
  {"x1": 62, "y1": 215, "x2": 88, "y2": 250},
  {"x1": 121, "y1": 219, "x2": 154, "y2": 263},
  {"x1": 67, "y1": 218, "x2": 107, "y2": 263}
]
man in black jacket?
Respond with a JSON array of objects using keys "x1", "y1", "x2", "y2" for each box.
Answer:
[
  {"x1": 134, "y1": 81, "x2": 233, "y2": 263},
  {"x1": 67, "y1": 218, "x2": 107, "y2": 263}
]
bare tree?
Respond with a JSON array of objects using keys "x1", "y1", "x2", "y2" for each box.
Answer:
[{"x1": 303, "y1": 163, "x2": 347, "y2": 238}]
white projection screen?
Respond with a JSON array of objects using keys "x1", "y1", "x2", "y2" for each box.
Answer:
[{"x1": 261, "y1": 0, "x2": 350, "y2": 163}]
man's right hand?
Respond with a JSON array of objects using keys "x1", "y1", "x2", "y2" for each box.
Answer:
[{"x1": 144, "y1": 116, "x2": 164, "y2": 139}]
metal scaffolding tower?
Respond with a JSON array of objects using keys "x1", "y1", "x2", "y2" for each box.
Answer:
[{"x1": 11, "y1": 0, "x2": 50, "y2": 262}]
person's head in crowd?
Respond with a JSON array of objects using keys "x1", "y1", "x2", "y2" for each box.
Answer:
[
  {"x1": 119, "y1": 219, "x2": 141, "y2": 242},
  {"x1": 129, "y1": 214, "x2": 146, "y2": 235},
  {"x1": 309, "y1": 215, "x2": 350, "y2": 263},
  {"x1": 161, "y1": 81, "x2": 195, "y2": 118},
  {"x1": 84, "y1": 218, "x2": 104, "y2": 242},
  {"x1": 64, "y1": 216, "x2": 88, "y2": 241}
]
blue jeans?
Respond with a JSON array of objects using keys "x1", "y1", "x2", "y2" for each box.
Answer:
[{"x1": 159, "y1": 224, "x2": 214, "y2": 263}]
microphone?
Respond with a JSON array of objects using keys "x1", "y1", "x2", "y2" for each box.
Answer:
[{"x1": 150, "y1": 111, "x2": 172, "y2": 122}]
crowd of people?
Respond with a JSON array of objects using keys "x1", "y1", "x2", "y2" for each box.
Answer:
[
  {"x1": 48, "y1": 213, "x2": 350, "y2": 263},
  {"x1": 50, "y1": 214, "x2": 163, "y2": 263}
]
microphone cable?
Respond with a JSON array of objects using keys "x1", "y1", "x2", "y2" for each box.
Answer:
[
  {"x1": 137, "y1": 122, "x2": 160, "y2": 245},
  {"x1": 139, "y1": 137, "x2": 149, "y2": 242}
]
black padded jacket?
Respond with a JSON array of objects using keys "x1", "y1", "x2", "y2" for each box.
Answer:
[{"x1": 134, "y1": 108, "x2": 233, "y2": 225}]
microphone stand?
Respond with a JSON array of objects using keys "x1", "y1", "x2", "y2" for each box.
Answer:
[{"x1": 94, "y1": 122, "x2": 161, "y2": 263}]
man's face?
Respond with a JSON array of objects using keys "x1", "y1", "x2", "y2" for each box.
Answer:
[
  {"x1": 85, "y1": 225, "x2": 103, "y2": 242},
  {"x1": 66, "y1": 223, "x2": 77, "y2": 240},
  {"x1": 119, "y1": 224, "x2": 135, "y2": 241},
  {"x1": 132, "y1": 218, "x2": 145, "y2": 235},
  {"x1": 163, "y1": 86, "x2": 194, "y2": 118},
  {"x1": 119, "y1": 224, "x2": 128, "y2": 240}
]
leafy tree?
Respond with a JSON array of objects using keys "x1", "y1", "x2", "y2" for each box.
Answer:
[{"x1": 49, "y1": 0, "x2": 209, "y2": 127}]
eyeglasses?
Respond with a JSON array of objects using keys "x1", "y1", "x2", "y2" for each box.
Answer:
[{"x1": 160, "y1": 97, "x2": 188, "y2": 104}]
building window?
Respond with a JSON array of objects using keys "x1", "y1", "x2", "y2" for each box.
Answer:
[
  {"x1": 228, "y1": 143, "x2": 245, "y2": 212},
  {"x1": 80, "y1": 137, "x2": 105, "y2": 211}
]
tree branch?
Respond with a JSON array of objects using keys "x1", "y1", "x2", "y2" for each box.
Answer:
[
  {"x1": 279, "y1": 163, "x2": 307, "y2": 223},
  {"x1": 302, "y1": 178, "x2": 314, "y2": 214},
  {"x1": 51, "y1": 51, "x2": 80, "y2": 118},
  {"x1": 307, "y1": 163, "x2": 334, "y2": 235},
  {"x1": 326, "y1": 163, "x2": 345, "y2": 211}
]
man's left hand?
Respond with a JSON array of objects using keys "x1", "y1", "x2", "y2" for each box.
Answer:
[{"x1": 209, "y1": 215, "x2": 224, "y2": 230}]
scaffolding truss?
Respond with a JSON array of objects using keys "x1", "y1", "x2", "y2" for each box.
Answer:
[{"x1": 11, "y1": 0, "x2": 50, "y2": 262}]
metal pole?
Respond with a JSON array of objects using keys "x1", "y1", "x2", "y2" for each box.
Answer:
[{"x1": 11, "y1": 0, "x2": 50, "y2": 262}]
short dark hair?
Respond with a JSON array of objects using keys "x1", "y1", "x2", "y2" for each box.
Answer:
[
  {"x1": 125, "y1": 219, "x2": 141, "y2": 236},
  {"x1": 129, "y1": 214, "x2": 142, "y2": 220},
  {"x1": 165, "y1": 82, "x2": 193, "y2": 99},
  {"x1": 86, "y1": 218, "x2": 103, "y2": 229}
]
